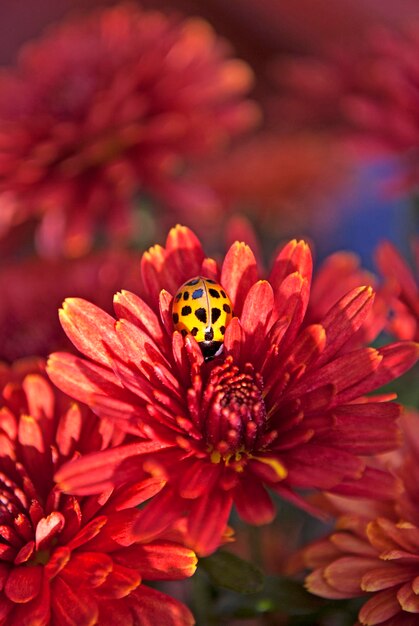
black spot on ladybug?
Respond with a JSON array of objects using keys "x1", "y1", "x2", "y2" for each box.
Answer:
[
  {"x1": 205, "y1": 328, "x2": 214, "y2": 341},
  {"x1": 211, "y1": 308, "x2": 221, "y2": 323},
  {"x1": 186, "y1": 278, "x2": 200, "y2": 286},
  {"x1": 183, "y1": 291, "x2": 189, "y2": 301},
  {"x1": 191, "y1": 327, "x2": 198, "y2": 336},
  {"x1": 220, "y1": 325, "x2": 226, "y2": 335},
  {"x1": 181, "y1": 305, "x2": 192, "y2": 316},
  {"x1": 175, "y1": 293, "x2": 182, "y2": 301},
  {"x1": 220, "y1": 290, "x2": 226, "y2": 298},
  {"x1": 223, "y1": 303, "x2": 231, "y2": 314},
  {"x1": 172, "y1": 313, "x2": 179, "y2": 324},
  {"x1": 206, "y1": 278, "x2": 216, "y2": 284},
  {"x1": 209, "y1": 288, "x2": 220, "y2": 298},
  {"x1": 195, "y1": 307, "x2": 207, "y2": 323},
  {"x1": 192, "y1": 288, "x2": 204, "y2": 299},
  {"x1": 181, "y1": 329, "x2": 188, "y2": 337}
]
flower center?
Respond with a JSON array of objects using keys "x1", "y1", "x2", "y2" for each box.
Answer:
[{"x1": 202, "y1": 358, "x2": 267, "y2": 465}]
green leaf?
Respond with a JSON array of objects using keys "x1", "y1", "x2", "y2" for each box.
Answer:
[{"x1": 199, "y1": 551, "x2": 264, "y2": 594}]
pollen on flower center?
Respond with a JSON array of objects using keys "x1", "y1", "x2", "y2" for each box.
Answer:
[{"x1": 202, "y1": 357, "x2": 268, "y2": 464}]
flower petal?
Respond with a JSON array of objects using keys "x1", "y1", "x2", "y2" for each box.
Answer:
[
  {"x1": 113, "y1": 541, "x2": 197, "y2": 580},
  {"x1": 59, "y1": 298, "x2": 122, "y2": 368},
  {"x1": 316, "y1": 286, "x2": 375, "y2": 365},
  {"x1": 128, "y1": 585, "x2": 195, "y2": 626},
  {"x1": 233, "y1": 477, "x2": 275, "y2": 524},
  {"x1": 324, "y1": 556, "x2": 377, "y2": 594},
  {"x1": 221, "y1": 241, "x2": 258, "y2": 316},
  {"x1": 5, "y1": 565, "x2": 43, "y2": 603},
  {"x1": 269, "y1": 239, "x2": 312, "y2": 291},
  {"x1": 358, "y1": 588, "x2": 402, "y2": 625},
  {"x1": 187, "y1": 489, "x2": 233, "y2": 556},
  {"x1": 51, "y1": 576, "x2": 98, "y2": 626},
  {"x1": 114, "y1": 290, "x2": 167, "y2": 347}
]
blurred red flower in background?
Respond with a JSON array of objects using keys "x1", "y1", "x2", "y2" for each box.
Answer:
[
  {"x1": 187, "y1": 131, "x2": 348, "y2": 242},
  {"x1": 304, "y1": 411, "x2": 419, "y2": 626},
  {"x1": 376, "y1": 240, "x2": 419, "y2": 341},
  {"x1": 0, "y1": 365, "x2": 196, "y2": 625},
  {"x1": 47, "y1": 226, "x2": 418, "y2": 556},
  {"x1": 0, "y1": 3, "x2": 258, "y2": 257},
  {"x1": 273, "y1": 24, "x2": 419, "y2": 189},
  {"x1": 0, "y1": 249, "x2": 139, "y2": 362}
]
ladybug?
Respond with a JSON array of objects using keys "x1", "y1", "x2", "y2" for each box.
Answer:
[{"x1": 172, "y1": 276, "x2": 233, "y2": 360}]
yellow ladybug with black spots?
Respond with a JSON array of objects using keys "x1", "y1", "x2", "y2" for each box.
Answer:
[{"x1": 172, "y1": 276, "x2": 233, "y2": 360}]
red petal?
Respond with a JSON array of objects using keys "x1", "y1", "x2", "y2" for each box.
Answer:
[
  {"x1": 51, "y1": 576, "x2": 98, "y2": 626},
  {"x1": 362, "y1": 565, "x2": 418, "y2": 592},
  {"x1": 59, "y1": 298, "x2": 122, "y2": 368},
  {"x1": 132, "y1": 488, "x2": 188, "y2": 543},
  {"x1": 55, "y1": 442, "x2": 168, "y2": 495},
  {"x1": 358, "y1": 588, "x2": 402, "y2": 625},
  {"x1": 221, "y1": 241, "x2": 258, "y2": 316},
  {"x1": 45, "y1": 546, "x2": 71, "y2": 580},
  {"x1": 47, "y1": 352, "x2": 126, "y2": 407},
  {"x1": 128, "y1": 585, "x2": 194, "y2": 626},
  {"x1": 273, "y1": 272, "x2": 310, "y2": 350},
  {"x1": 10, "y1": 575, "x2": 50, "y2": 626},
  {"x1": 324, "y1": 556, "x2": 377, "y2": 594},
  {"x1": 316, "y1": 286, "x2": 375, "y2": 365},
  {"x1": 223, "y1": 317, "x2": 244, "y2": 362},
  {"x1": 397, "y1": 581, "x2": 419, "y2": 612},
  {"x1": 284, "y1": 444, "x2": 365, "y2": 489},
  {"x1": 5, "y1": 565, "x2": 43, "y2": 603},
  {"x1": 269, "y1": 239, "x2": 313, "y2": 291},
  {"x1": 165, "y1": 225, "x2": 205, "y2": 285},
  {"x1": 97, "y1": 599, "x2": 133, "y2": 626},
  {"x1": 67, "y1": 516, "x2": 108, "y2": 551},
  {"x1": 94, "y1": 563, "x2": 140, "y2": 599},
  {"x1": 285, "y1": 348, "x2": 382, "y2": 402},
  {"x1": 113, "y1": 290, "x2": 166, "y2": 346},
  {"x1": 35, "y1": 512, "x2": 65, "y2": 550},
  {"x1": 113, "y1": 541, "x2": 197, "y2": 580},
  {"x1": 306, "y1": 568, "x2": 354, "y2": 599},
  {"x1": 110, "y1": 477, "x2": 166, "y2": 511},
  {"x1": 240, "y1": 280, "x2": 274, "y2": 364},
  {"x1": 233, "y1": 477, "x2": 275, "y2": 524},
  {"x1": 61, "y1": 552, "x2": 113, "y2": 588},
  {"x1": 178, "y1": 460, "x2": 220, "y2": 499},
  {"x1": 331, "y1": 467, "x2": 400, "y2": 500},
  {"x1": 187, "y1": 489, "x2": 233, "y2": 556},
  {"x1": 159, "y1": 289, "x2": 174, "y2": 336},
  {"x1": 22, "y1": 374, "x2": 54, "y2": 421},
  {"x1": 336, "y1": 342, "x2": 419, "y2": 403}
]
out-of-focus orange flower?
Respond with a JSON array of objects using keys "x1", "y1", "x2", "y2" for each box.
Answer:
[
  {"x1": 0, "y1": 3, "x2": 258, "y2": 256},
  {"x1": 304, "y1": 411, "x2": 419, "y2": 626},
  {"x1": 0, "y1": 250, "x2": 139, "y2": 362}
]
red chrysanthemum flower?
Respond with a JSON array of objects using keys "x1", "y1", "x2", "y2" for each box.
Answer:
[
  {"x1": 0, "y1": 365, "x2": 196, "y2": 625},
  {"x1": 376, "y1": 240, "x2": 419, "y2": 342},
  {"x1": 47, "y1": 225, "x2": 419, "y2": 556},
  {"x1": 0, "y1": 250, "x2": 139, "y2": 362},
  {"x1": 274, "y1": 24, "x2": 419, "y2": 185},
  {"x1": 0, "y1": 4, "x2": 257, "y2": 256},
  {"x1": 304, "y1": 411, "x2": 419, "y2": 626}
]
